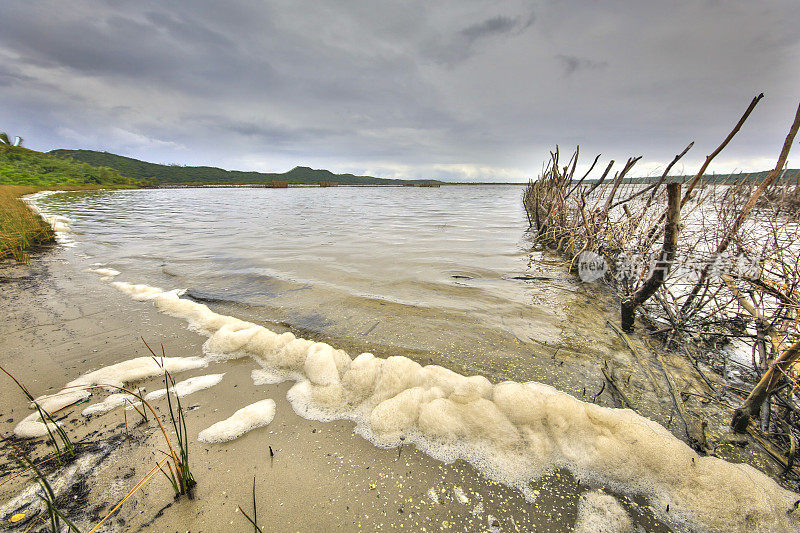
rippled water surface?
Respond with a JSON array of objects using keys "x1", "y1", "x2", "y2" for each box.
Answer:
[{"x1": 35, "y1": 185, "x2": 629, "y2": 393}]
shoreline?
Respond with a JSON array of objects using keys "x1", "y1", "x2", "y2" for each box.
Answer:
[
  {"x1": 0, "y1": 184, "x2": 137, "y2": 262},
  {"x1": 1, "y1": 255, "x2": 656, "y2": 532},
  {"x1": 0, "y1": 185, "x2": 55, "y2": 261},
  {"x1": 0, "y1": 189, "x2": 797, "y2": 532}
]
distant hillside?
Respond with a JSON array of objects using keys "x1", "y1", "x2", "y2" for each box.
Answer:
[
  {"x1": 0, "y1": 145, "x2": 141, "y2": 187},
  {"x1": 621, "y1": 168, "x2": 800, "y2": 184},
  {"x1": 49, "y1": 149, "x2": 437, "y2": 186}
]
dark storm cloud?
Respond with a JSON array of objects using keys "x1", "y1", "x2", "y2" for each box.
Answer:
[
  {"x1": 460, "y1": 16, "x2": 518, "y2": 42},
  {"x1": 556, "y1": 55, "x2": 608, "y2": 76},
  {"x1": 0, "y1": 0, "x2": 799, "y2": 180},
  {"x1": 421, "y1": 11, "x2": 534, "y2": 66}
]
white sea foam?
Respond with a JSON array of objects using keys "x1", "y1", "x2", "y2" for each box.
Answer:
[
  {"x1": 65, "y1": 356, "x2": 208, "y2": 390},
  {"x1": 251, "y1": 368, "x2": 299, "y2": 385},
  {"x1": 63, "y1": 280, "x2": 800, "y2": 532},
  {"x1": 573, "y1": 491, "x2": 633, "y2": 533},
  {"x1": 15, "y1": 356, "x2": 207, "y2": 438},
  {"x1": 32, "y1": 389, "x2": 91, "y2": 413},
  {"x1": 198, "y1": 399, "x2": 276, "y2": 443},
  {"x1": 111, "y1": 281, "x2": 170, "y2": 302},
  {"x1": 82, "y1": 393, "x2": 139, "y2": 416},
  {"x1": 426, "y1": 488, "x2": 440, "y2": 504},
  {"x1": 85, "y1": 267, "x2": 121, "y2": 280},
  {"x1": 13, "y1": 412, "x2": 60, "y2": 439},
  {"x1": 144, "y1": 373, "x2": 225, "y2": 400},
  {"x1": 22, "y1": 191, "x2": 75, "y2": 244}
]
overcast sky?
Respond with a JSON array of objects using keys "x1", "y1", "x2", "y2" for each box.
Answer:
[{"x1": 1, "y1": 1, "x2": 798, "y2": 181}]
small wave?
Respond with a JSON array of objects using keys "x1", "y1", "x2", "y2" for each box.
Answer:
[{"x1": 22, "y1": 191, "x2": 76, "y2": 246}]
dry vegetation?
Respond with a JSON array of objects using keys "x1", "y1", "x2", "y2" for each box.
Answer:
[
  {"x1": 0, "y1": 185, "x2": 54, "y2": 262},
  {"x1": 524, "y1": 95, "x2": 800, "y2": 472}
]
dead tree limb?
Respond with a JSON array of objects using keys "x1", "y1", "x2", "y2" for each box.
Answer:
[
  {"x1": 566, "y1": 153, "x2": 601, "y2": 199},
  {"x1": 681, "y1": 93, "x2": 764, "y2": 205},
  {"x1": 606, "y1": 320, "x2": 663, "y2": 396},
  {"x1": 732, "y1": 338, "x2": 800, "y2": 433},
  {"x1": 682, "y1": 99, "x2": 800, "y2": 315},
  {"x1": 654, "y1": 351, "x2": 709, "y2": 452},
  {"x1": 646, "y1": 95, "x2": 763, "y2": 240},
  {"x1": 621, "y1": 183, "x2": 681, "y2": 332},
  {"x1": 601, "y1": 361, "x2": 634, "y2": 409},
  {"x1": 584, "y1": 160, "x2": 615, "y2": 197}
]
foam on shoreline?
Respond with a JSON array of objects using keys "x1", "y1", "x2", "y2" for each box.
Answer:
[
  {"x1": 19, "y1": 276, "x2": 798, "y2": 532},
  {"x1": 144, "y1": 373, "x2": 225, "y2": 400},
  {"x1": 14, "y1": 412, "x2": 61, "y2": 439},
  {"x1": 85, "y1": 267, "x2": 121, "y2": 280},
  {"x1": 573, "y1": 490, "x2": 633, "y2": 533},
  {"x1": 64, "y1": 356, "x2": 208, "y2": 390},
  {"x1": 14, "y1": 356, "x2": 209, "y2": 434},
  {"x1": 82, "y1": 393, "x2": 139, "y2": 416},
  {"x1": 22, "y1": 191, "x2": 75, "y2": 244},
  {"x1": 198, "y1": 399, "x2": 276, "y2": 443},
  {"x1": 103, "y1": 280, "x2": 799, "y2": 532}
]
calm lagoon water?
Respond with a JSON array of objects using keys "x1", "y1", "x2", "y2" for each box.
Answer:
[{"x1": 34, "y1": 185, "x2": 630, "y2": 394}]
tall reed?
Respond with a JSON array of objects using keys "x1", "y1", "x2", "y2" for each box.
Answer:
[{"x1": 141, "y1": 339, "x2": 196, "y2": 498}]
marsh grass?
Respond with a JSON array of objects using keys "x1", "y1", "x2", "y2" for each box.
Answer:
[
  {"x1": 141, "y1": 339, "x2": 196, "y2": 499},
  {"x1": 0, "y1": 185, "x2": 54, "y2": 262},
  {"x1": 237, "y1": 476, "x2": 264, "y2": 533}
]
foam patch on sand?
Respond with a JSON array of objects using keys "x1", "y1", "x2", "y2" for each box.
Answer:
[
  {"x1": 198, "y1": 399, "x2": 276, "y2": 443},
  {"x1": 573, "y1": 491, "x2": 633, "y2": 533},
  {"x1": 15, "y1": 356, "x2": 208, "y2": 438},
  {"x1": 85, "y1": 267, "x2": 121, "y2": 280},
  {"x1": 112, "y1": 281, "x2": 172, "y2": 301},
  {"x1": 82, "y1": 393, "x2": 140, "y2": 416},
  {"x1": 32, "y1": 389, "x2": 91, "y2": 413},
  {"x1": 14, "y1": 412, "x2": 61, "y2": 439},
  {"x1": 44, "y1": 214, "x2": 72, "y2": 233},
  {"x1": 144, "y1": 373, "x2": 225, "y2": 400},
  {"x1": 64, "y1": 356, "x2": 208, "y2": 390},
  {"x1": 81, "y1": 280, "x2": 800, "y2": 532},
  {"x1": 251, "y1": 368, "x2": 300, "y2": 385}
]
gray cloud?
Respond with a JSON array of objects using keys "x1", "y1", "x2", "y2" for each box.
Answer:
[
  {"x1": 556, "y1": 55, "x2": 608, "y2": 76},
  {"x1": 421, "y1": 10, "x2": 534, "y2": 66},
  {"x1": 461, "y1": 16, "x2": 518, "y2": 42},
  {"x1": 0, "y1": 0, "x2": 799, "y2": 181}
]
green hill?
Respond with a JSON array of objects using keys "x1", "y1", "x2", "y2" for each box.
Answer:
[
  {"x1": 621, "y1": 168, "x2": 800, "y2": 184},
  {"x1": 49, "y1": 149, "x2": 437, "y2": 186},
  {"x1": 0, "y1": 145, "x2": 141, "y2": 187}
]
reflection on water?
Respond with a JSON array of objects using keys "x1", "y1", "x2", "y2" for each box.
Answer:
[{"x1": 36, "y1": 186, "x2": 637, "y2": 395}]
